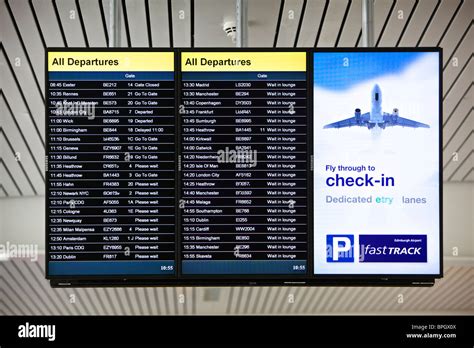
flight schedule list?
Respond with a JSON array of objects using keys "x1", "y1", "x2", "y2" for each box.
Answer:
[
  {"x1": 180, "y1": 52, "x2": 309, "y2": 275},
  {"x1": 47, "y1": 52, "x2": 176, "y2": 276}
]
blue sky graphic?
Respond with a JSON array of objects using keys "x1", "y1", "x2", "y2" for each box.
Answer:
[{"x1": 313, "y1": 52, "x2": 428, "y2": 90}]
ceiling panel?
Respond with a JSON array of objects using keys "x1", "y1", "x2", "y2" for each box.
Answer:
[
  {"x1": 442, "y1": 115, "x2": 473, "y2": 179},
  {"x1": 443, "y1": 119, "x2": 473, "y2": 180},
  {"x1": 443, "y1": 87, "x2": 473, "y2": 144},
  {"x1": 443, "y1": 73, "x2": 472, "y2": 125},
  {"x1": 439, "y1": 0, "x2": 472, "y2": 66},
  {"x1": 31, "y1": 261, "x2": 73, "y2": 314},
  {"x1": 31, "y1": 0, "x2": 64, "y2": 47},
  {"x1": 106, "y1": 287, "x2": 125, "y2": 315},
  {"x1": 194, "y1": 0, "x2": 235, "y2": 47},
  {"x1": 148, "y1": 0, "x2": 171, "y2": 47},
  {"x1": 364, "y1": 286, "x2": 392, "y2": 312},
  {"x1": 444, "y1": 143, "x2": 473, "y2": 180},
  {"x1": 0, "y1": 134, "x2": 35, "y2": 196},
  {"x1": 247, "y1": 0, "x2": 281, "y2": 47},
  {"x1": 124, "y1": 0, "x2": 149, "y2": 47},
  {"x1": 451, "y1": 151, "x2": 473, "y2": 181},
  {"x1": 377, "y1": 0, "x2": 416, "y2": 47},
  {"x1": 418, "y1": 0, "x2": 461, "y2": 46},
  {"x1": 171, "y1": 0, "x2": 191, "y2": 47},
  {"x1": 97, "y1": 288, "x2": 116, "y2": 315},
  {"x1": 372, "y1": 0, "x2": 395, "y2": 47},
  {"x1": 0, "y1": 100, "x2": 45, "y2": 194},
  {"x1": 1, "y1": 280, "x2": 32, "y2": 314},
  {"x1": 398, "y1": 0, "x2": 439, "y2": 46},
  {"x1": 143, "y1": 288, "x2": 157, "y2": 314},
  {"x1": 443, "y1": 31, "x2": 472, "y2": 98},
  {"x1": 14, "y1": 259, "x2": 64, "y2": 313},
  {"x1": 296, "y1": 0, "x2": 326, "y2": 47},
  {"x1": 312, "y1": 285, "x2": 333, "y2": 312},
  {"x1": 464, "y1": 169, "x2": 474, "y2": 181},
  {"x1": 152, "y1": 288, "x2": 165, "y2": 314},
  {"x1": 237, "y1": 287, "x2": 253, "y2": 314},
  {"x1": 443, "y1": 87, "x2": 473, "y2": 147},
  {"x1": 1, "y1": 260, "x2": 44, "y2": 314},
  {"x1": 6, "y1": 0, "x2": 45, "y2": 87},
  {"x1": 78, "y1": 0, "x2": 108, "y2": 47},
  {"x1": 276, "y1": 0, "x2": 304, "y2": 47},
  {"x1": 256, "y1": 286, "x2": 274, "y2": 313},
  {"x1": 100, "y1": 0, "x2": 128, "y2": 47},
  {"x1": 443, "y1": 112, "x2": 473, "y2": 169},
  {"x1": 0, "y1": 162, "x2": 21, "y2": 196},
  {"x1": 267, "y1": 287, "x2": 285, "y2": 313},
  {"x1": 0, "y1": 52, "x2": 45, "y2": 163},
  {"x1": 317, "y1": 0, "x2": 350, "y2": 47},
  {"x1": 55, "y1": 0, "x2": 86, "y2": 47},
  {"x1": 288, "y1": 286, "x2": 309, "y2": 313},
  {"x1": 337, "y1": 0, "x2": 362, "y2": 47},
  {"x1": 1, "y1": 1, "x2": 46, "y2": 133}
]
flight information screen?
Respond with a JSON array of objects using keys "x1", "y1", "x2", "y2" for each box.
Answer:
[
  {"x1": 46, "y1": 51, "x2": 176, "y2": 276},
  {"x1": 45, "y1": 48, "x2": 441, "y2": 284},
  {"x1": 179, "y1": 52, "x2": 309, "y2": 275}
]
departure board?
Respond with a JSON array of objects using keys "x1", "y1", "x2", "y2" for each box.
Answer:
[
  {"x1": 179, "y1": 52, "x2": 309, "y2": 275},
  {"x1": 46, "y1": 51, "x2": 176, "y2": 276},
  {"x1": 45, "y1": 48, "x2": 441, "y2": 286}
]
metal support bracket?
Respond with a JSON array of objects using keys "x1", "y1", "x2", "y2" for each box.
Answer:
[
  {"x1": 236, "y1": 0, "x2": 248, "y2": 48},
  {"x1": 362, "y1": 0, "x2": 375, "y2": 47},
  {"x1": 109, "y1": 0, "x2": 122, "y2": 47}
]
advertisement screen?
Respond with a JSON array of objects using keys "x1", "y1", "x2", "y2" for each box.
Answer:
[{"x1": 313, "y1": 50, "x2": 441, "y2": 276}]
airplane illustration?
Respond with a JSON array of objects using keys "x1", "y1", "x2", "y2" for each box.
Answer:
[{"x1": 323, "y1": 84, "x2": 430, "y2": 130}]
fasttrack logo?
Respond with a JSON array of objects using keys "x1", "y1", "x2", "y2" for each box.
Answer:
[
  {"x1": 359, "y1": 235, "x2": 427, "y2": 262},
  {"x1": 326, "y1": 235, "x2": 354, "y2": 262},
  {"x1": 18, "y1": 322, "x2": 56, "y2": 342},
  {"x1": 326, "y1": 234, "x2": 428, "y2": 263}
]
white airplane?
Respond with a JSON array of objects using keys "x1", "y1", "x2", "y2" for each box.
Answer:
[{"x1": 323, "y1": 84, "x2": 430, "y2": 130}]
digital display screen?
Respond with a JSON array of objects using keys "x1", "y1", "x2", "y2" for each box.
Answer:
[
  {"x1": 46, "y1": 51, "x2": 177, "y2": 276},
  {"x1": 312, "y1": 50, "x2": 441, "y2": 275},
  {"x1": 45, "y1": 48, "x2": 441, "y2": 284},
  {"x1": 179, "y1": 52, "x2": 309, "y2": 275}
]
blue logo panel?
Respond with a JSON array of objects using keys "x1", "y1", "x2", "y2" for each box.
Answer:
[
  {"x1": 359, "y1": 235, "x2": 427, "y2": 262},
  {"x1": 326, "y1": 235, "x2": 354, "y2": 262}
]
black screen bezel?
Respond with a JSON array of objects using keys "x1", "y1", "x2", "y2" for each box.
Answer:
[{"x1": 45, "y1": 47, "x2": 442, "y2": 286}]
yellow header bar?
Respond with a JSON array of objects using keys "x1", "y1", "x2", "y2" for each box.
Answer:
[
  {"x1": 48, "y1": 52, "x2": 174, "y2": 71},
  {"x1": 181, "y1": 52, "x2": 306, "y2": 72}
]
